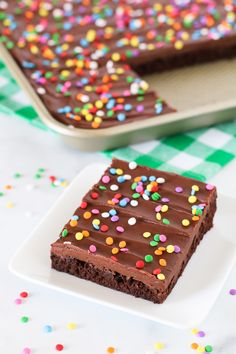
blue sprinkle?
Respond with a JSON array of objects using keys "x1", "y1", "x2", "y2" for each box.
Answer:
[
  {"x1": 117, "y1": 176, "x2": 125, "y2": 183},
  {"x1": 71, "y1": 215, "x2": 79, "y2": 221},
  {"x1": 124, "y1": 104, "x2": 132, "y2": 111},
  {"x1": 22, "y1": 61, "x2": 35, "y2": 69},
  {"x1": 109, "y1": 168, "x2": 116, "y2": 175},
  {"x1": 43, "y1": 325, "x2": 52, "y2": 333},
  {"x1": 117, "y1": 113, "x2": 126, "y2": 121},
  {"x1": 119, "y1": 199, "x2": 127, "y2": 207},
  {"x1": 93, "y1": 224, "x2": 100, "y2": 230},
  {"x1": 149, "y1": 176, "x2": 156, "y2": 181},
  {"x1": 109, "y1": 209, "x2": 117, "y2": 216},
  {"x1": 106, "y1": 99, "x2": 115, "y2": 110},
  {"x1": 141, "y1": 176, "x2": 148, "y2": 182}
]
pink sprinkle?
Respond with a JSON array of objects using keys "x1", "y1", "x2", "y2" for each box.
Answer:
[
  {"x1": 160, "y1": 234, "x2": 167, "y2": 242},
  {"x1": 120, "y1": 248, "x2": 129, "y2": 252},
  {"x1": 22, "y1": 348, "x2": 31, "y2": 354},
  {"x1": 155, "y1": 205, "x2": 162, "y2": 212},
  {"x1": 14, "y1": 298, "x2": 22, "y2": 305},
  {"x1": 136, "y1": 185, "x2": 143, "y2": 193},
  {"x1": 91, "y1": 209, "x2": 99, "y2": 214},
  {"x1": 229, "y1": 289, "x2": 236, "y2": 295},
  {"x1": 206, "y1": 184, "x2": 214, "y2": 191},
  {"x1": 102, "y1": 175, "x2": 110, "y2": 184},
  {"x1": 89, "y1": 245, "x2": 96, "y2": 253},
  {"x1": 116, "y1": 226, "x2": 124, "y2": 233}
]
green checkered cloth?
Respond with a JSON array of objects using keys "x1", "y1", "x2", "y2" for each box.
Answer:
[{"x1": 1, "y1": 59, "x2": 236, "y2": 181}]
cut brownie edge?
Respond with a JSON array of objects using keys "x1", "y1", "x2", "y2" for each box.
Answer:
[{"x1": 51, "y1": 194, "x2": 216, "y2": 304}]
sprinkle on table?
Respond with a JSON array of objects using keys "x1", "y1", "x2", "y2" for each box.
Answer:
[
  {"x1": 21, "y1": 316, "x2": 29, "y2": 323},
  {"x1": 229, "y1": 289, "x2": 236, "y2": 295},
  {"x1": 22, "y1": 348, "x2": 31, "y2": 354},
  {"x1": 55, "y1": 344, "x2": 64, "y2": 351},
  {"x1": 154, "y1": 342, "x2": 165, "y2": 350},
  {"x1": 106, "y1": 346, "x2": 116, "y2": 353}
]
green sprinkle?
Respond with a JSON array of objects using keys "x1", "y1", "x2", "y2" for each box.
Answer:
[
  {"x1": 131, "y1": 182, "x2": 137, "y2": 190},
  {"x1": 132, "y1": 193, "x2": 140, "y2": 199},
  {"x1": 163, "y1": 218, "x2": 170, "y2": 225},
  {"x1": 14, "y1": 173, "x2": 22, "y2": 178},
  {"x1": 205, "y1": 345, "x2": 213, "y2": 353},
  {"x1": 150, "y1": 241, "x2": 158, "y2": 247},
  {"x1": 153, "y1": 234, "x2": 160, "y2": 242},
  {"x1": 6, "y1": 41, "x2": 14, "y2": 49},
  {"x1": 99, "y1": 185, "x2": 107, "y2": 191},
  {"x1": 21, "y1": 316, "x2": 29, "y2": 323},
  {"x1": 145, "y1": 254, "x2": 153, "y2": 263},
  {"x1": 61, "y1": 229, "x2": 68, "y2": 237},
  {"x1": 34, "y1": 173, "x2": 42, "y2": 179},
  {"x1": 38, "y1": 168, "x2": 45, "y2": 173},
  {"x1": 0, "y1": 192, "x2": 4, "y2": 197},
  {"x1": 151, "y1": 192, "x2": 161, "y2": 201}
]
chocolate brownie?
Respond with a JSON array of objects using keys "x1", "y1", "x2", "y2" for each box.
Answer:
[
  {"x1": 51, "y1": 158, "x2": 217, "y2": 303},
  {"x1": 0, "y1": 1, "x2": 236, "y2": 129}
]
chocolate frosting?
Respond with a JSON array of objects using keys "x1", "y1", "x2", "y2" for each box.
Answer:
[{"x1": 51, "y1": 158, "x2": 217, "y2": 292}]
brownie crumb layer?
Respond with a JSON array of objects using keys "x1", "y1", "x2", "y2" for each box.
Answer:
[{"x1": 51, "y1": 158, "x2": 217, "y2": 303}]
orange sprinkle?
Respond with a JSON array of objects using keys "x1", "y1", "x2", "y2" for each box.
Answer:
[
  {"x1": 70, "y1": 220, "x2": 78, "y2": 227},
  {"x1": 4, "y1": 185, "x2": 12, "y2": 190},
  {"x1": 82, "y1": 230, "x2": 90, "y2": 237},
  {"x1": 112, "y1": 247, "x2": 119, "y2": 255},
  {"x1": 119, "y1": 240, "x2": 126, "y2": 248},
  {"x1": 83, "y1": 211, "x2": 91, "y2": 219},
  {"x1": 191, "y1": 343, "x2": 199, "y2": 350},
  {"x1": 107, "y1": 347, "x2": 116, "y2": 353},
  {"x1": 106, "y1": 237, "x2": 114, "y2": 246}
]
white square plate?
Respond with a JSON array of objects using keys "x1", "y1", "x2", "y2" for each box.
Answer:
[{"x1": 9, "y1": 164, "x2": 236, "y2": 329}]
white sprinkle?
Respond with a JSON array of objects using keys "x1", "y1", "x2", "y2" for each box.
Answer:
[
  {"x1": 157, "y1": 177, "x2": 165, "y2": 184},
  {"x1": 63, "y1": 241, "x2": 72, "y2": 245},
  {"x1": 37, "y1": 87, "x2": 46, "y2": 95},
  {"x1": 101, "y1": 212, "x2": 110, "y2": 218},
  {"x1": 130, "y1": 200, "x2": 138, "y2": 207},
  {"x1": 142, "y1": 194, "x2": 150, "y2": 201},
  {"x1": 124, "y1": 174, "x2": 131, "y2": 180},
  {"x1": 95, "y1": 18, "x2": 106, "y2": 27},
  {"x1": 128, "y1": 217, "x2": 136, "y2": 226},
  {"x1": 0, "y1": 1, "x2": 8, "y2": 9},
  {"x1": 110, "y1": 184, "x2": 119, "y2": 191},
  {"x1": 129, "y1": 161, "x2": 137, "y2": 170}
]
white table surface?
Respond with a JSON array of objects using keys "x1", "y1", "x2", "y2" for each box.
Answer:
[{"x1": 0, "y1": 114, "x2": 235, "y2": 354}]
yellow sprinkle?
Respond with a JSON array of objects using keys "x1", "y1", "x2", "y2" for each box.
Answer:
[
  {"x1": 188, "y1": 196, "x2": 197, "y2": 204},
  {"x1": 75, "y1": 232, "x2": 83, "y2": 241},
  {"x1": 192, "y1": 185, "x2": 200, "y2": 192},
  {"x1": 157, "y1": 273, "x2": 165, "y2": 280},
  {"x1": 116, "y1": 168, "x2": 123, "y2": 175},
  {"x1": 143, "y1": 232, "x2": 151, "y2": 238},
  {"x1": 161, "y1": 205, "x2": 168, "y2": 213},
  {"x1": 67, "y1": 322, "x2": 77, "y2": 330},
  {"x1": 93, "y1": 219, "x2": 100, "y2": 225},
  {"x1": 86, "y1": 29, "x2": 96, "y2": 42},
  {"x1": 112, "y1": 247, "x2": 119, "y2": 255},
  {"x1": 191, "y1": 328, "x2": 199, "y2": 335},
  {"x1": 156, "y1": 213, "x2": 162, "y2": 221},
  {"x1": 119, "y1": 240, "x2": 126, "y2": 248},
  {"x1": 175, "y1": 40, "x2": 184, "y2": 50},
  {"x1": 166, "y1": 245, "x2": 175, "y2": 253},
  {"x1": 106, "y1": 237, "x2": 114, "y2": 246},
  {"x1": 182, "y1": 219, "x2": 190, "y2": 227},
  {"x1": 154, "y1": 342, "x2": 165, "y2": 350},
  {"x1": 111, "y1": 53, "x2": 121, "y2": 62},
  {"x1": 197, "y1": 346, "x2": 205, "y2": 353},
  {"x1": 95, "y1": 100, "x2": 103, "y2": 109}
]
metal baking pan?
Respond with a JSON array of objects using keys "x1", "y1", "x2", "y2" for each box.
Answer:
[{"x1": 1, "y1": 43, "x2": 236, "y2": 151}]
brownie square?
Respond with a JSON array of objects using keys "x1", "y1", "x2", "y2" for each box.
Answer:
[{"x1": 51, "y1": 158, "x2": 217, "y2": 303}]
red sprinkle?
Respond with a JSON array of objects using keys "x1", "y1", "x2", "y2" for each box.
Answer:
[
  {"x1": 136, "y1": 260, "x2": 144, "y2": 269},
  {"x1": 80, "y1": 201, "x2": 87, "y2": 209},
  {"x1": 152, "y1": 268, "x2": 161, "y2": 275},
  {"x1": 91, "y1": 192, "x2": 99, "y2": 199},
  {"x1": 101, "y1": 224, "x2": 109, "y2": 232},
  {"x1": 111, "y1": 256, "x2": 118, "y2": 262},
  {"x1": 20, "y1": 291, "x2": 28, "y2": 298},
  {"x1": 55, "y1": 344, "x2": 64, "y2": 351}
]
